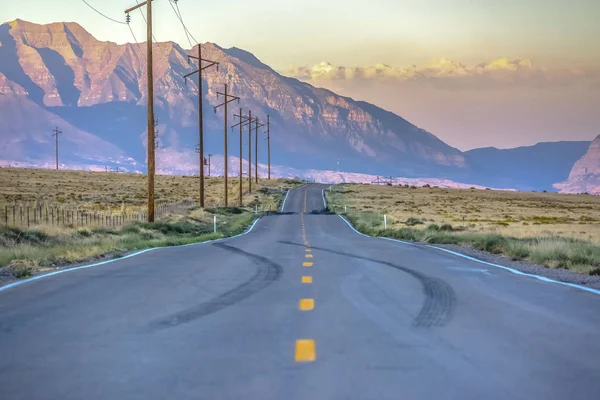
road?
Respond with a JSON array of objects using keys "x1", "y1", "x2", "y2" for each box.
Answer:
[{"x1": 1, "y1": 184, "x2": 599, "y2": 399}]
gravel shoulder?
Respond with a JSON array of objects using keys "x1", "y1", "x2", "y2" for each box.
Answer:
[{"x1": 432, "y1": 243, "x2": 600, "y2": 291}]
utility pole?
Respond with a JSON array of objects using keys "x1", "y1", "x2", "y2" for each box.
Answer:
[
  {"x1": 255, "y1": 117, "x2": 266, "y2": 184},
  {"x1": 266, "y1": 115, "x2": 271, "y2": 180},
  {"x1": 52, "y1": 127, "x2": 62, "y2": 170},
  {"x1": 248, "y1": 110, "x2": 252, "y2": 193},
  {"x1": 232, "y1": 109, "x2": 252, "y2": 206},
  {"x1": 213, "y1": 83, "x2": 240, "y2": 207},
  {"x1": 184, "y1": 46, "x2": 219, "y2": 208},
  {"x1": 125, "y1": 0, "x2": 155, "y2": 222}
]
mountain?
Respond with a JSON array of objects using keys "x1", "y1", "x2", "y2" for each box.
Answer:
[
  {"x1": 464, "y1": 141, "x2": 591, "y2": 191},
  {"x1": 554, "y1": 135, "x2": 600, "y2": 194},
  {"x1": 0, "y1": 19, "x2": 466, "y2": 178}
]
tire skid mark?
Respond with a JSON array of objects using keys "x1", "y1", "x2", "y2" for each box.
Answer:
[
  {"x1": 147, "y1": 243, "x2": 282, "y2": 331},
  {"x1": 279, "y1": 239, "x2": 456, "y2": 328}
]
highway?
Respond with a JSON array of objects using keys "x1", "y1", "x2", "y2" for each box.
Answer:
[{"x1": 1, "y1": 184, "x2": 599, "y2": 399}]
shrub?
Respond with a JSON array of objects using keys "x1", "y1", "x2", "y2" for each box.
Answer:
[
  {"x1": 120, "y1": 224, "x2": 141, "y2": 234},
  {"x1": 440, "y1": 223, "x2": 454, "y2": 232},
  {"x1": 427, "y1": 224, "x2": 440, "y2": 231},
  {"x1": 9, "y1": 260, "x2": 36, "y2": 278},
  {"x1": 404, "y1": 217, "x2": 423, "y2": 226},
  {"x1": 0, "y1": 226, "x2": 49, "y2": 246}
]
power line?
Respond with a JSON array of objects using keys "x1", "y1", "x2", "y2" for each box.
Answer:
[
  {"x1": 80, "y1": 0, "x2": 127, "y2": 25},
  {"x1": 135, "y1": 0, "x2": 169, "y2": 59},
  {"x1": 168, "y1": 1, "x2": 193, "y2": 48},
  {"x1": 127, "y1": 22, "x2": 144, "y2": 55},
  {"x1": 169, "y1": 0, "x2": 199, "y2": 47}
]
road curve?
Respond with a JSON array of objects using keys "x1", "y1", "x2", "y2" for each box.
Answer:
[{"x1": 1, "y1": 184, "x2": 599, "y2": 399}]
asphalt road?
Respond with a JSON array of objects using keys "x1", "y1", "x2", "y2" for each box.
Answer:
[{"x1": 1, "y1": 184, "x2": 599, "y2": 400}]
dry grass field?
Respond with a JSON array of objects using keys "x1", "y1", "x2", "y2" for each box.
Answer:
[
  {"x1": 0, "y1": 167, "x2": 287, "y2": 214},
  {"x1": 0, "y1": 167, "x2": 301, "y2": 278},
  {"x1": 327, "y1": 184, "x2": 600, "y2": 274},
  {"x1": 328, "y1": 184, "x2": 600, "y2": 243}
]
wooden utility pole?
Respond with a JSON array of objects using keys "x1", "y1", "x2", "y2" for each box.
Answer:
[
  {"x1": 267, "y1": 115, "x2": 271, "y2": 179},
  {"x1": 52, "y1": 127, "x2": 62, "y2": 170},
  {"x1": 232, "y1": 109, "x2": 252, "y2": 206},
  {"x1": 213, "y1": 84, "x2": 240, "y2": 207},
  {"x1": 125, "y1": 0, "x2": 155, "y2": 222},
  {"x1": 255, "y1": 118, "x2": 265, "y2": 183},
  {"x1": 248, "y1": 110, "x2": 252, "y2": 193},
  {"x1": 184, "y1": 47, "x2": 218, "y2": 208}
]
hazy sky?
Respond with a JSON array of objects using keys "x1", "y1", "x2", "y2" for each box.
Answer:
[
  {"x1": 2, "y1": 0, "x2": 599, "y2": 69},
  {"x1": 1, "y1": 0, "x2": 599, "y2": 149}
]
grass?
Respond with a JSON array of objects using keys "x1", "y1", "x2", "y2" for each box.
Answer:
[
  {"x1": 0, "y1": 167, "x2": 292, "y2": 214},
  {"x1": 328, "y1": 185, "x2": 600, "y2": 275},
  {"x1": 0, "y1": 168, "x2": 303, "y2": 279}
]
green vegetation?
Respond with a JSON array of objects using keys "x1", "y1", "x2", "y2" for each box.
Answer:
[
  {"x1": 0, "y1": 209, "x2": 258, "y2": 278},
  {"x1": 327, "y1": 185, "x2": 600, "y2": 275},
  {"x1": 0, "y1": 169, "x2": 304, "y2": 280}
]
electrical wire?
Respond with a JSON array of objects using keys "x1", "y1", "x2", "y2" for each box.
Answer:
[
  {"x1": 127, "y1": 23, "x2": 144, "y2": 56},
  {"x1": 169, "y1": 0, "x2": 199, "y2": 48},
  {"x1": 169, "y1": 0, "x2": 193, "y2": 48},
  {"x1": 134, "y1": 0, "x2": 170, "y2": 59},
  {"x1": 80, "y1": 0, "x2": 127, "y2": 25}
]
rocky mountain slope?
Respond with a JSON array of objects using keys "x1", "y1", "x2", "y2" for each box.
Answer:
[
  {"x1": 0, "y1": 19, "x2": 466, "y2": 177},
  {"x1": 1, "y1": 19, "x2": 594, "y2": 191},
  {"x1": 554, "y1": 135, "x2": 600, "y2": 194}
]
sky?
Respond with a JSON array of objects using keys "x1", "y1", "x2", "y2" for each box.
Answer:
[{"x1": 1, "y1": 0, "x2": 599, "y2": 149}]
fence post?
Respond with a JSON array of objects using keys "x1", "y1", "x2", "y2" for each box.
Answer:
[
  {"x1": 12, "y1": 205, "x2": 15, "y2": 226},
  {"x1": 214, "y1": 215, "x2": 217, "y2": 233},
  {"x1": 384, "y1": 214, "x2": 387, "y2": 229}
]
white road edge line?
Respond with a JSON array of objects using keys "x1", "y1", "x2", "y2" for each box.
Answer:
[
  {"x1": 0, "y1": 216, "x2": 263, "y2": 293},
  {"x1": 322, "y1": 188, "x2": 327, "y2": 208},
  {"x1": 337, "y1": 214, "x2": 600, "y2": 297},
  {"x1": 281, "y1": 188, "x2": 291, "y2": 212}
]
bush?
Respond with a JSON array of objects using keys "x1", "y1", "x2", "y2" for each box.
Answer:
[
  {"x1": 440, "y1": 223, "x2": 454, "y2": 231},
  {"x1": 404, "y1": 217, "x2": 423, "y2": 226},
  {"x1": 427, "y1": 224, "x2": 440, "y2": 231},
  {"x1": 9, "y1": 260, "x2": 36, "y2": 278},
  {"x1": 0, "y1": 226, "x2": 49, "y2": 246},
  {"x1": 205, "y1": 207, "x2": 244, "y2": 215},
  {"x1": 120, "y1": 224, "x2": 141, "y2": 234}
]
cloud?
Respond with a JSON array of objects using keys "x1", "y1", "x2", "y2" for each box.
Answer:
[{"x1": 283, "y1": 58, "x2": 600, "y2": 90}]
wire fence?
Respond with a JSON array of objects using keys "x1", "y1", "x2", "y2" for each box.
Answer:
[{"x1": 0, "y1": 200, "x2": 195, "y2": 229}]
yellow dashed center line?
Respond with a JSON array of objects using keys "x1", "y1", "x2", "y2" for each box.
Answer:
[
  {"x1": 303, "y1": 189, "x2": 308, "y2": 213},
  {"x1": 295, "y1": 339, "x2": 316, "y2": 362},
  {"x1": 299, "y1": 298, "x2": 315, "y2": 310},
  {"x1": 296, "y1": 199, "x2": 316, "y2": 362}
]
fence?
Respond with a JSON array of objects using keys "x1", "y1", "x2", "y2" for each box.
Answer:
[{"x1": 0, "y1": 200, "x2": 195, "y2": 229}]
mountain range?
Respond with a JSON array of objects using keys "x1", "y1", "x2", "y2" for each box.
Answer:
[{"x1": 0, "y1": 19, "x2": 596, "y2": 192}]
